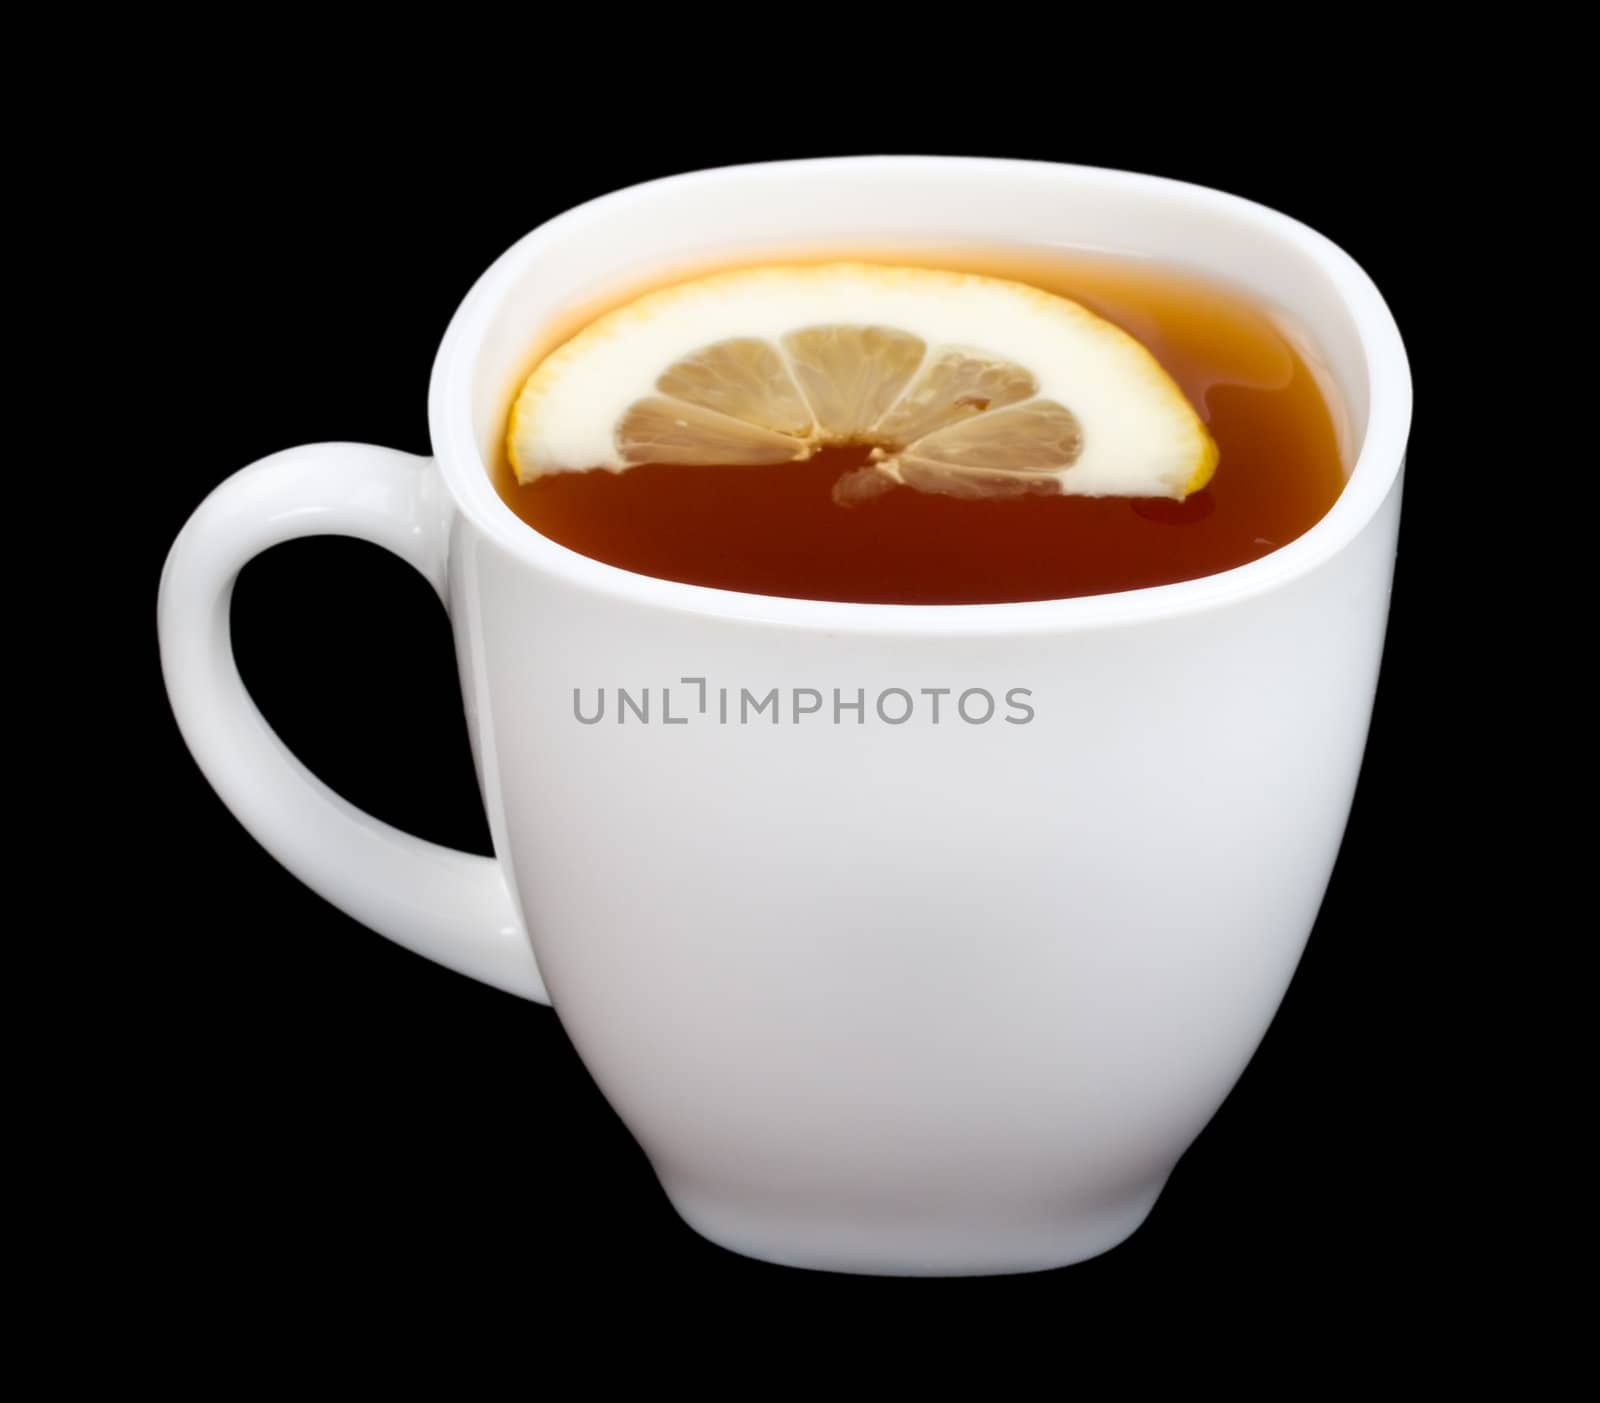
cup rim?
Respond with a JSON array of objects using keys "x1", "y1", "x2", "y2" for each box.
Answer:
[{"x1": 428, "y1": 155, "x2": 1411, "y2": 635}]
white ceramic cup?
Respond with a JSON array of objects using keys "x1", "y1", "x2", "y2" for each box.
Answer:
[{"x1": 158, "y1": 156, "x2": 1411, "y2": 1276}]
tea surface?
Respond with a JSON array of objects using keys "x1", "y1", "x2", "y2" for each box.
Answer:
[{"x1": 493, "y1": 245, "x2": 1346, "y2": 604}]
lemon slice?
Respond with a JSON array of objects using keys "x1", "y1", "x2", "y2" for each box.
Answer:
[{"x1": 507, "y1": 262, "x2": 1217, "y2": 502}]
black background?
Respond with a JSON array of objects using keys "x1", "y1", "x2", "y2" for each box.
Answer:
[{"x1": 116, "y1": 85, "x2": 1476, "y2": 1329}]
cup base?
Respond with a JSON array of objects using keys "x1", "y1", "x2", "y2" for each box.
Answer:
[{"x1": 662, "y1": 1181, "x2": 1166, "y2": 1277}]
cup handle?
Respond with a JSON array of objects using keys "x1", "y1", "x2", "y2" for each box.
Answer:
[{"x1": 157, "y1": 441, "x2": 550, "y2": 1004}]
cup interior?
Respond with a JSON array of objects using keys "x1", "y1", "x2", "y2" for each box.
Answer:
[{"x1": 430, "y1": 157, "x2": 1408, "y2": 622}]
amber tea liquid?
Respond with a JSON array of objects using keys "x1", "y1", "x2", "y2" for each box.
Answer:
[{"x1": 492, "y1": 245, "x2": 1347, "y2": 605}]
